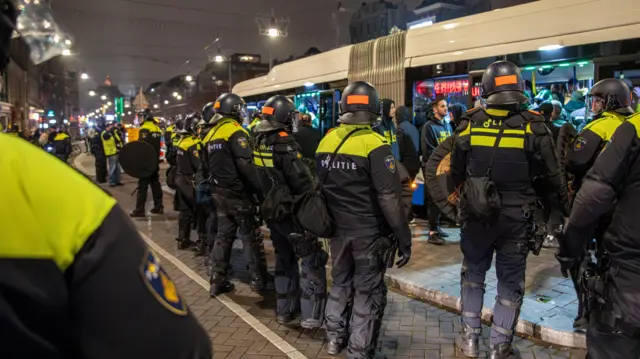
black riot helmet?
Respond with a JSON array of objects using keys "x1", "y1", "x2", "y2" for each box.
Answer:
[
  {"x1": 202, "y1": 102, "x2": 216, "y2": 123},
  {"x1": 174, "y1": 115, "x2": 186, "y2": 133},
  {"x1": 183, "y1": 112, "x2": 201, "y2": 135},
  {"x1": 137, "y1": 108, "x2": 153, "y2": 122},
  {"x1": 481, "y1": 60, "x2": 528, "y2": 106},
  {"x1": 96, "y1": 116, "x2": 107, "y2": 129},
  {"x1": 261, "y1": 95, "x2": 298, "y2": 129},
  {"x1": 338, "y1": 81, "x2": 382, "y2": 125},
  {"x1": 210, "y1": 93, "x2": 246, "y2": 125},
  {"x1": 586, "y1": 78, "x2": 633, "y2": 116}
]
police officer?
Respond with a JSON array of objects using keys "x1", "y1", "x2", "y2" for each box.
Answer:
[
  {"x1": 93, "y1": 117, "x2": 108, "y2": 183},
  {"x1": 450, "y1": 61, "x2": 567, "y2": 358},
  {"x1": 567, "y1": 78, "x2": 635, "y2": 191},
  {"x1": 246, "y1": 113, "x2": 261, "y2": 134},
  {"x1": 0, "y1": 1, "x2": 212, "y2": 356},
  {"x1": 558, "y1": 111, "x2": 640, "y2": 358},
  {"x1": 131, "y1": 108, "x2": 164, "y2": 217},
  {"x1": 201, "y1": 94, "x2": 270, "y2": 295},
  {"x1": 101, "y1": 121, "x2": 122, "y2": 187},
  {"x1": 564, "y1": 78, "x2": 634, "y2": 329},
  {"x1": 166, "y1": 116, "x2": 184, "y2": 212},
  {"x1": 174, "y1": 113, "x2": 208, "y2": 250},
  {"x1": 52, "y1": 124, "x2": 72, "y2": 162},
  {"x1": 165, "y1": 118, "x2": 176, "y2": 155},
  {"x1": 252, "y1": 95, "x2": 328, "y2": 328},
  {"x1": 319, "y1": 81, "x2": 412, "y2": 358},
  {"x1": 196, "y1": 108, "x2": 218, "y2": 261}
]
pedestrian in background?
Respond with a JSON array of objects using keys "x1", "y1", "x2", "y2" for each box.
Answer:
[
  {"x1": 394, "y1": 105, "x2": 420, "y2": 178},
  {"x1": 376, "y1": 99, "x2": 400, "y2": 160},
  {"x1": 421, "y1": 95, "x2": 453, "y2": 245}
]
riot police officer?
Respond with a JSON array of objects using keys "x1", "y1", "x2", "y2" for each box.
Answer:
[
  {"x1": 558, "y1": 111, "x2": 640, "y2": 358},
  {"x1": 319, "y1": 81, "x2": 412, "y2": 358},
  {"x1": 252, "y1": 95, "x2": 328, "y2": 328},
  {"x1": 52, "y1": 124, "x2": 72, "y2": 162},
  {"x1": 450, "y1": 61, "x2": 567, "y2": 358},
  {"x1": 93, "y1": 117, "x2": 108, "y2": 183},
  {"x1": 165, "y1": 116, "x2": 183, "y2": 211},
  {"x1": 564, "y1": 78, "x2": 634, "y2": 329},
  {"x1": 173, "y1": 113, "x2": 206, "y2": 250},
  {"x1": 196, "y1": 106, "x2": 217, "y2": 262},
  {"x1": 131, "y1": 108, "x2": 164, "y2": 217},
  {"x1": 0, "y1": 1, "x2": 212, "y2": 356},
  {"x1": 165, "y1": 118, "x2": 176, "y2": 155},
  {"x1": 201, "y1": 94, "x2": 270, "y2": 295},
  {"x1": 567, "y1": 78, "x2": 634, "y2": 191}
]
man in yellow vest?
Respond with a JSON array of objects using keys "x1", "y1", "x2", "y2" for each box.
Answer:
[
  {"x1": 52, "y1": 124, "x2": 72, "y2": 163},
  {"x1": 102, "y1": 121, "x2": 123, "y2": 187}
]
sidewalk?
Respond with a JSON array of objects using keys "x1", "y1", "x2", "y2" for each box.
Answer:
[{"x1": 75, "y1": 153, "x2": 585, "y2": 349}]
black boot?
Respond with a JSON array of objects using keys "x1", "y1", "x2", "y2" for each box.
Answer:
[
  {"x1": 150, "y1": 206, "x2": 164, "y2": 215},
  {"x1": 250, "y1": 240, "x2": 274, "y2": 292},
  {"x1": 276, "y1": 313, "x2": 296, "y2": 325},
  {"x1": 195, "y1": 234, "x2": 207, "y2": 256},
  {"x1": 177, "y1": 212, "x2": 192, "y2": 249},
  {"x1": 456, "y1": 323, "x2": 481, "y2": 358},
  {"x1": 130, "y1": 209, "x2": 145, "y2": 218},
  {"x1": 210, "y1": 273, "x2": 234, "y2": 296},
  {"x1": 489, "y1": 343, "x2": 521, "y2": 359},
  {"x1": 326, "y1": 338, "x2": 346, "y2": 356}
]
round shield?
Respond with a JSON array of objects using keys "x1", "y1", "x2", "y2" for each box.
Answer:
[
  {"x1": 424, "y1": 137, "x2": 458, "y2": 221},
  {"x1": 119, "y1": 141, "x2": 159, "y2": 178}
]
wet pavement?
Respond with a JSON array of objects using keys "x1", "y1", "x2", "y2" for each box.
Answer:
[{"x1": 75, "y1": 153, "x2": 587, "y2": 358}]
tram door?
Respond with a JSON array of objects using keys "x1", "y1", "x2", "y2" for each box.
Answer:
[{"x1": 318, "y1": 89, "x2": 341, "y2": 135}]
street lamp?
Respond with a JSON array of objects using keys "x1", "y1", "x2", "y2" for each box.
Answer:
[
  {"x1": 172, "y1": 92, "x2": 179, "y2": 97},
  {"x1": 267, "y1": 27, "x2": 279, "y2": 37},
  {"x1": 164, "y1": 100, "x2": 169, "y2": 105},
  {"x1": 177, "y1": 95, "x2": 182, "y2": 100},
  {"x1": 185, "y1": 74, "x2": 193, "y2": 82},
  {"x1": 80, "y1": 73, "x2": 89, "y2": 80},
  {"x1": 127, "y1": 111, "x2": 132, "y2": 115},
  {"x1": 214, "y1": 54, "x2": 224, "y2": 63},
  {"x1": 101, "y1": 95, "x2": 107, "y2": 100},
  {"x1": 107, "y1": 101, "x2": 112, "y2": 106},
  {"x1": 62, "y1": 49, "x2": 71, "y2": 56},
  {"x1": 153, "y1": 104, "x2": 159, "y2": 109},
  {"x1": 89, "y1": 91, "x2": 96, "y2": 96}
]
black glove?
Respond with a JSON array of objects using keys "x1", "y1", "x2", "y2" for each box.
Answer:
[
  {"x1": 555, "y1": 252, "x2": 576, "y2": 278},
  {"x1": 396, "y1": 247, "x2": 411, "y2": 268}
]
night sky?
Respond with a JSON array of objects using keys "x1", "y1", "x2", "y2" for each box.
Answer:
[{"x1": 52, "y1": 0, "x2": 420, "y2": 98}]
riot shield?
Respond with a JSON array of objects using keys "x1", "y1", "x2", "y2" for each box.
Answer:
[
  {"x1": 424, "y1": 136, "x2": 458, "y2": 221},
  {"x1": 119, "y1": 141, "x2": 158, "y2": 179}
]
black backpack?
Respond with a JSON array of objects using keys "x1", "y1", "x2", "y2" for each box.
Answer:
[
  {"x1": 293, "y1": 128, "x2": 363, "y2": 238},
  {"x1": 460, "y1": 123, "x2": 503, "y2": 225}
]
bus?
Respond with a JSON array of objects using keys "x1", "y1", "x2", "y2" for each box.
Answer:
[{"x1": 233, "y1": 0, "x2": 640, "y2": 206}]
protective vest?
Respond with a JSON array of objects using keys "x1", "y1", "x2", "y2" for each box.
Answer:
[
  {"x1": 176, "y1": 135, "x2": 201, "y2": 176},
  {"x1": 247, "y1": 118, "x2": 260, "y2": 132},
  {"x1": 139, "y1": 120, "x2": 162, "y2": 153},
  {"x1": 459, "y1": 108, "x2": 539, "y2": 206},
  {"x1": 101, "y1": 131, "x2": 117, "y2": 156},
  {"x1": 202, "y1": 118, "x2": 252, "y2": 193},
  {"x1": 315, "y1": 124, "x2": 393, "y2": 234},
  {"x1": 52, "y1": 132, "x2": 70, "y2": 156},
  {"x1": 0, "y1": 132, "x2": 116, "y2": 273},
  {"x1": 53, "y1": 133, "x2": 69, "y2": 141}
]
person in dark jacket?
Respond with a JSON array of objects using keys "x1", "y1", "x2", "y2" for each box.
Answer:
[
  {"x1": 394, "y1": 106, "x2": 421, "y2": 178},
  {"x1": 448, "y1": 103, "x2": 467, "y2": 133},
  {"x1": 375, "y1": 99, "x2": 400, "y2": 160},
  {"x1": 293, "y1": 114, "x2": 321, "y2": 160},
  {"x1": 421, "y1": 96, "x2": 453, "y2": 245}
]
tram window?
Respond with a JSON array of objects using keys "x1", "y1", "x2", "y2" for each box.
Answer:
[{"x1": 413, "y1": 75, "x2": 481, "y2": 126}]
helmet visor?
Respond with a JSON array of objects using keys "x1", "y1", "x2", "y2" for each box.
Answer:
[{"x1": 586, "y1": 94, "x2": 607, "y2": 115}]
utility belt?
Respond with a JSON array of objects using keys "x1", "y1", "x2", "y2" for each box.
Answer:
[
  {"x1": 581, "y1": 251, "x2": 610, "y2": 312},
  {"x1": 523, "y1": 202, "x2": 548, "y2": 256}
]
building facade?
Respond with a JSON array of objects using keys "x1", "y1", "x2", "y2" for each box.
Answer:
[{"x1": 349, "y1": 1, "x2": 411, "y2": 44}]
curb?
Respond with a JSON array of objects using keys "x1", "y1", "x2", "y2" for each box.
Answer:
[
  {"x1": 75, "y1": 153, "x2": 586, "y2": 349},
  {"x1": 385, "y1": 273, "x2": 587, "y2": 349}
]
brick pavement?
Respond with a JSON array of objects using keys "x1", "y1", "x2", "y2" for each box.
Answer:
[{"x1": 75, "y1": 153, "x2": 587, "y2": 358}]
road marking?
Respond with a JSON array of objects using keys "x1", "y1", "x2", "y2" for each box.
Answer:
[{"x1": 139, "y1": 232, "x2": 308, "y2": 359}]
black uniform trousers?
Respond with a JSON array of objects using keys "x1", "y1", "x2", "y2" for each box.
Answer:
[
  {"x1": 175, "y1": 174, "x2": 197, "y2": 241},
  {"x1": 135, "y1": 167, "x2": 163, "y2": 210},
  {"x1": 460, "y1": 207, "x2": 529, "y2": 346},
  {"x1": 325, "y1": 234, "x2": 388, "y2": 359},
  {"x1": 95, "y1": 154, "x2": 108, "y2": 183},
  {"x1": 587, "y1": 309, "x2": 640, "y2": 359},
  {"x1": 268, "y1": 219, "x2": 328, "y2": 323},
  {"x1": 209, "y1": 193, "x2": 265, "y2": 282}
]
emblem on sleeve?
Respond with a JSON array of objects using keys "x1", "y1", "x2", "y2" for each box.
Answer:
[
  {"x1": 384, "y1": 155, "x2": 396, "y2": 173},
  {"x1": 141, "y1": 250, "x2": 188, "y2": 316},
  {"x1": 574, "y1": 136, "x2": 587, "y2": 151},
  {"x1": 237, "y1": 137, "x2": 248, "y2": 148}
]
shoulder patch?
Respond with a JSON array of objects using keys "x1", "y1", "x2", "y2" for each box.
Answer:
[
  {"x1": 574, "y1": 136, "x2": 587, "y2": 151},
  {"x1": 237, "y1": 136, "x2": 248, "y2": 148},
  {"x1": 384, "y1": 155, "x2": 396, "y2": 173},
  {"x1": 141, "y1": 250, "x2": 187, "y2": 316}
]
